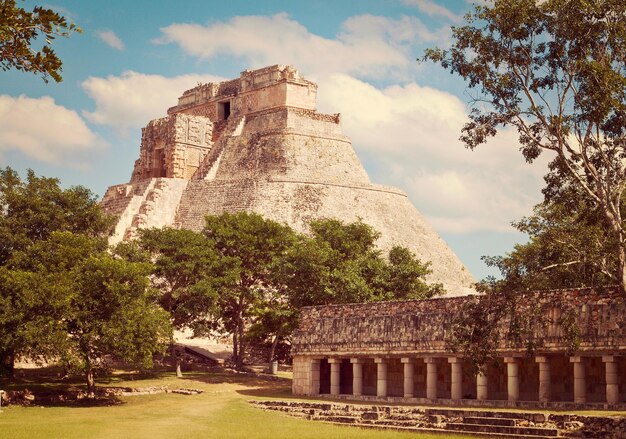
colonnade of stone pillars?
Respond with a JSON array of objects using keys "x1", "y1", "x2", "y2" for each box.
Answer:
[{"x1": 312, "y1": 354, "x2": 623, "y2": 405}]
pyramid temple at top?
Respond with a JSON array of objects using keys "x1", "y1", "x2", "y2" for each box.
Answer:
[{"x1": 101, "y1": 65, "x2": 475, "y2": 296}]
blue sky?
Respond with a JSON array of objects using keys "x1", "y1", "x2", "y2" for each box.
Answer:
[{"x1": 1, "y1": 0, "x2": 551, "y2": 280}]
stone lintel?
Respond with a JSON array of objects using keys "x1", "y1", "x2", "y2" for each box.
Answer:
[
  {"x1": 602, "y1": 355, "x2": 616, "y2": 363},
  {"x1": 535, "y1": 356, "x2": 550, "y2": 363},
  {"x1": 328, "y1": 358, "x2": 343, "y2": 364},
  {"x1": 350, "y1": 358, "x2": 367, "y2": 364},
  {"x1": 569, "y1": 356, "x2": 584, "y2": 363},
  {"x1": 448, "y1": 357, "x2": 462, "y2": 364},
  {"x1": 401, "y1": 358, "x2": 416, "y2": 364},
  {"x1": 374, "y1": 358, "x2": 388, "y2": 364}
]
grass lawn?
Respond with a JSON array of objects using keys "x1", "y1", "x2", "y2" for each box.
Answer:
[{"x1": 0, "y1": 370, "x2": 474, "y2": 439}]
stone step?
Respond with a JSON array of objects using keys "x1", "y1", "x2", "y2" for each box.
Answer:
[
  {"x1": 424, "y1": 408, "x2": 547, "y2": 423},
  {"x1": 333, "y1": 422, "x2": 561, "y2": 439},
  {"x1": 464, "y1": 417, "x2": 517, "y2": 426},
  {"x1": 314, "y1": 415, "x2": 357, "y2": 424},
  {"x1": 446, "y1": 422, "x2": 559, "y2": 437}
]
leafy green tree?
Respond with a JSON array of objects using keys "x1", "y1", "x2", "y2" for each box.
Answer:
[
  {"x1": 0, "y1": 167, "x2": 112, "y2": 375},
  {"x1": 481, "y1": 201, "x2": 616, "y2": 292},
  {"x1": 203, "y1": 212, "x2": 296, "y2": 370},
  {"x1": 424, "y1": 0, "x2": 626, "y2": 293},
  {"x1": 0, "y1": 0, "x2": 81, "y2": 82},
  {"x1": 4, "y1": 232, "x2": 171, "y2": 395},
  {"x1": 136, "y1": 228, "x2": 230, "y2": 376},
  {"x1": 285, "y1": 219, "x2": 442, "y2": 308}
]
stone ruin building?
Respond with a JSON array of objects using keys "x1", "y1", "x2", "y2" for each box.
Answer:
[
  {"x1": 100, "y1": 65, "x2": 626, "y2": 411},
  {"x1": 101, "y1": 65, "x2": 474, "y2": 296},
  {"x1": 292, "y1": 289, "x2": 626, "y2": 408}
]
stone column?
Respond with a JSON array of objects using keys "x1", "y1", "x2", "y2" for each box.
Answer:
[
  {"x1": 425, "y1": 358, "x2": 438, "y2": 399},
  {"x1": 570, "y1": 356, "x2": 586, "y2": 403},
  {"x1": 329, "y1": 358, "x2": 342, "y2": 396},
  {"x1": 310, "y1": 358, "x2": 321, "y2": 396},
  {"x1": 603, "y1": 356, "x2": 619, "y2": 405},
  {"x1": 401, "y1": 358, "x2": 415, "y2": 398},
  {"x1": 449, "y1": 357, "x2": 463, "y2": 400},
  {"x1": 535, "y1": 356, "x2": 551, "y2": 403},
  {"x1": 375, "y1": 358, "x2": 388, "y2": 397},
  {"x1": 477, "y1": 371, "x2": 488, "y2": 401},
  {"x1": 504, "y1": 357, "x2": 520, "y2": 402},
  {"x1": 351, "y1": 358, "x2": 365, "y2": 397}
]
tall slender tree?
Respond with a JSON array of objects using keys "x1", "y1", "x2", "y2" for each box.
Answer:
[{"x1": 425, "y1": 0, "x2": 626, "y2": 292}]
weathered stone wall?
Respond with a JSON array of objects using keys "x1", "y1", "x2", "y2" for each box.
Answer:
[
  {"x1": 292, "y1": 289, "x2": 626, "y2": 357},
  {"x1": 131, "y1": 114, "x2": 213, "y2": 182},
  {"x1": 168, "y1": 65, "x2": 317, "y2": 122}
]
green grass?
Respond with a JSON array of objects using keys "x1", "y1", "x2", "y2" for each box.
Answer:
[{"x1": 0, "y1": 370, "x2": 472, "y2": 439}]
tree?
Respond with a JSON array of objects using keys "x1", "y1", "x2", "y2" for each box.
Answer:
[
  {"x1": 481, "y1": 200, "x2": 616, "y2": 293},
  {"x1": 136, "y1": 227, "x2": 228, "y2": 376},
  {"x1": 0, "y1": 0, "x2": 80, "y2": 82},
  {"x1": 284, "y1": 218, "x2": 442, "y2": 308},
  {"x1": 203, "y1": 212, "x2": 296, "y2": 370},
  {"x1": 0, "y1": 167, "x2": 112, "y2": 375},
  {"x1": 4, "y1": 232, "x2": 171, "y2": 395},
  {"x1": 424, "y1": 0, "x2": 626, "y2": 292}
]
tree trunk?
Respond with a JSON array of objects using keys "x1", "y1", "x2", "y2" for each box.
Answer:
[
  {"x1": 86, "y1": 368, "x2": 95, "y2": 398},
  {"x1": 170, "y1": 342, "x2": 182, "y2": 378},
  {"x1": 617, "y1": 242, "x2": 626, "y2": 295},
  {"x1": 0, "y1": 348, "x2": 15, "y2": 377},
  {"x1": 269, "y1": 334, "x2": 279, "y2": 364},
  {"x1": 232, "y1": 332, "x2": 239, "y2": 369},
  {"x1": 237, "y1": 323, "x2": 245, "y2": 370}
]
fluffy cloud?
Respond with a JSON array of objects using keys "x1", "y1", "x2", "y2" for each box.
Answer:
[
  {"x1": 97, "y1": 30, "x2": 125, "y2": 50},
  {"x1": 318, "y1": 74, "x2": 550, "y2": 233},
  {"x1": 82, "y1": 71, "x2": 223, "y2": 130},
  {"x1": 401, "y1": 0, "x2": 461, "y2": 22},
  {"x1": 155, "y1": 13, "x2": 447, "y2": 80},
  {"x1": 0, "y1": 95, "x2": 104, "y2": 167}
]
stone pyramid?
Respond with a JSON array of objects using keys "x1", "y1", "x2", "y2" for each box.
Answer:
[{"x1": 101, "y1": 65, "x2": 475, "y2": 296}]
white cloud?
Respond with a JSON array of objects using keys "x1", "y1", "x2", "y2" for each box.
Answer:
[
  {"x1": 402, "y1": 0, "x2": 461, "y2": 22},
  {"x1": 97, "y1": 29, "x2": 125, "y2": 50},
  {"x1": 0, "y1": 95, "x2": 104, "y2": 167},
  {"x1": 82, "y1": 71, "x2": 223, "y2": 130},
  {"x1": 154, "y1": 13, "x2": 446, "y2": 80},
  {"x1": 317, "y1": 74, "x2": 550, "y2": 233}
]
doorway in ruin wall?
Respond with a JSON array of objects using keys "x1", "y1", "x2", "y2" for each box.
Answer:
[{"x1": 218, "y1": 100, "x2": 231, "y2": 120}]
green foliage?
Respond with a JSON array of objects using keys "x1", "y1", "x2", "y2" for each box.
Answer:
[
  {"x1": 4, "y1": 232, "x2": 171, "y2": 393},
  {"x1": 285, "y1": 219, "x2": 442, "y2": 308},
  {"x1": 424, "y1": 0, "x2": 626, "y2": 292},
  {"x1": 0, "y1": 0, "x2": 81, "y2": 82},
  {"x1": 0, "y1": 167, "x2": 113, "y2": 375},
  {"x1": 140, "y1": 215, "x2": 441, "y2": 368},
  {"x1": 137, "y1": 228, "x2": 226, "y2": 330},
  {"x1": 203, "y1": 212, "x2": 296, "y2": 368},
  {"x1": 480, "y1": 199, "x2": 617, "y2": 293}
]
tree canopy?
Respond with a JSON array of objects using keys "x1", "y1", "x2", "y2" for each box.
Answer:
[
  {"x1": 0, "y1": 0, "x2": 80, "y2": 82},
  {"x1": 0, "y1": 167, "x2": 113, "y2": 375},
  {"x1": 424, "y1": 0, "x2": 626, "y2": 292},
  {"x1": 4, "y1": 232, "x2": 171, "y2": 394},
  {"x1": 140, "y1": 214, "x2": 441, "y2": 370}
]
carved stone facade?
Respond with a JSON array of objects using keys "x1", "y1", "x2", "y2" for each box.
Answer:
[
  {"x1": 131, "y1": 114, "x2": 213, "y2": 182},
  {"x1": 101, "y1": 65, "x2": 475, "y2": 295},
  {"x1": 291, "y1": 289, "x2": 626, "y2": 408}
]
